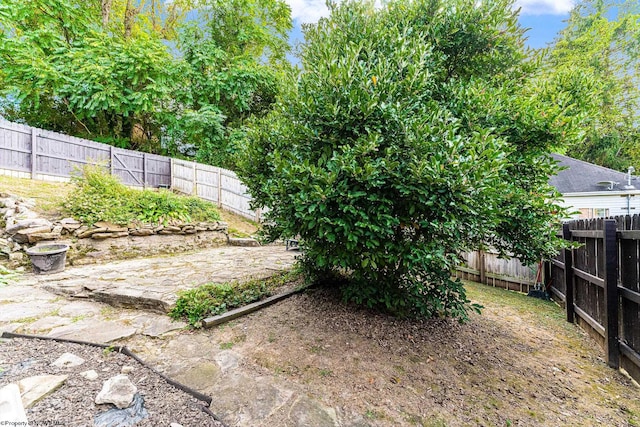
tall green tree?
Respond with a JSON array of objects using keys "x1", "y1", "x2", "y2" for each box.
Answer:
[
  {"x1": 0, "y1": 0, "x2": 292, "y2": 166},
  {"x1": 239, "y1": 0, "x2": 581, "y2": 321},
  {"x1": 543, "y1": 0, "x2": 640, "y2": 170},
  {"x1": 162, "y1": 0, "x2": 293, "y2": 168}
]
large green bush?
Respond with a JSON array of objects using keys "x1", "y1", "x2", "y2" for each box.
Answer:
[
  {"x1": 239, "y1": 0, "x2": 581, "y2": 321},
  {"x1": 65, "y1": 165, "x2": 220, "y2": 226}
]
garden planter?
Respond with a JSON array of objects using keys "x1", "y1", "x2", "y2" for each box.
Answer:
[{"x1": 25, "y1": 244, "x2": 69, "y2": 274}]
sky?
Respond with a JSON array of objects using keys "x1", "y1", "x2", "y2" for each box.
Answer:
[{"x1": 284, "y1": 0, "x2": 575, "y2": 50}]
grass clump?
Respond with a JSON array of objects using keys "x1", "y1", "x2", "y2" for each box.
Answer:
[
  {"x1": 0, "y1": 265, "x2": 17, "y2": 286},
  {"x1": 170, "y1": 270, "x2": 302, "y2": 328},
  {"x1": 65, "y1": 165, "x2": 220, "y2": 226}
]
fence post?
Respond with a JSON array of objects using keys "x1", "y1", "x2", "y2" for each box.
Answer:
[
  {"x1": 479, "y1": 250, "x2": 486, "y2": 285},
  {"x1": 142, "y1": 153, "x2": 147, "y2": 188},
  {"x1": 192, "y1": 162, "x2": 197, "y2": 196},
  {"x1": 563, "y1": 222, "x2": 575, "y2": 323},
  {"x1": 30, "y1": 127, "x2": 37, "y2": 179},
  {"x1": 217, "y1": 169, "x2": 222, "y2": 208},
  {"x1": 604, "y1": 218, "x2": 620, "y2": 369},
  {"x1": 543, "y1": 260, "x2": 552, "y2": 289},
  {"x1": 109, "y1": 146, "x2": 114, "y2": 176}
]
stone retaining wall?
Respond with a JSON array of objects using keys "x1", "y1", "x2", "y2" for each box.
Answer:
[{"x1": 1, "y1": 193, "x2": 228, "y2": 266}]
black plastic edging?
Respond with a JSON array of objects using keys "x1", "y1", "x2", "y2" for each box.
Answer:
[{"x1": 0, "y1": 331, "x2": 228, "y2": 426}]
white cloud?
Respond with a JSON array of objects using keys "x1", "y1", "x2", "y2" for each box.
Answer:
[
  {"x1": 514, "y1": 0, "x2": 574, "y2": 15},
  {"x1": 284, "y1": 0, "x2": 575, "y2": 23},
  {"x1": 285, "y1": 0, "x2": 331, "y2": 24}
]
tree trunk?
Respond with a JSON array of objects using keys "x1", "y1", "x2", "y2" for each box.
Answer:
[
  {"x1": 124, "y1": 0, "x2": 141, "y2": 39},
  {"x1": 101, "y1": 0, "x2": 113, "y2": 27}
]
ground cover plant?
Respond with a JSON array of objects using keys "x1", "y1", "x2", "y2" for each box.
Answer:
[
  {"x1": 239, "y1": 0, "x2": 584, "y2": 321},
  {"x1": 64, "y1": 165, "x2": 220, "y2": 226},
  {"x1": 170, "y1": 270, "x2": 303, "y2": 328}
]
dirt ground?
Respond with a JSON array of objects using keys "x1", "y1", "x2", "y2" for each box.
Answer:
[{"x1": 200, "y1": 282, "x2": 640, "y2": 427}]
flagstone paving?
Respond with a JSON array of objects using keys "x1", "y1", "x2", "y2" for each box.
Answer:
[
  {"x1": 1, "y1": 246, "x2": 296, "y2": 339},
  {"x1": 0, "y1": 245, "x2": 339, "y2": 427}
]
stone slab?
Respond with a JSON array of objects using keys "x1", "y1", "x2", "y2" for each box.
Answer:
[
  {"x1": 36, "y1": 246, "x2": 296, "y2": 314},
  {"x1": 57, "y1": 300, "x2": 103, "y2": 317},
  {"x1": 173, "y1": 362, "x2": 221, "y2": 391},
  {"x1": 288, "y1": 395, "x2": 338, "y2": 427},
  {"x1": 215, "y1": 350, "x2": 240, "y2": 373},
  {"x1": 0, "y1": 383, "x2": 28, "y2": 423},
  {"x1": 48, "y1": 320, "x2": 136, "y2": 343},
  {"x1": 26, "y1": 316, "x2": 72, "y2": 332},
  {"x1": 0, "y1": 303, "x2": 53, "y2": 322},
  {"x1": 52, "y1": 352, "x2": 85, "y2": 368},
  {"x1": 210, "y1": 375, "x2": 294, "y2": 426},
  {"x1": 18, "y1": 374, "x2": 68, "y2": 408},
  {"x1": 131, "y1": 314, "x2": 186, "y2": 337},
  {"x1": 228, "y1": 238, "x2": 260, "y2": 247}
]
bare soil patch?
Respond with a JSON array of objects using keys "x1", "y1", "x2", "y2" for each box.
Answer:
[{"x1": 202, "y1": 281, "x2": 640, "y2": 426}]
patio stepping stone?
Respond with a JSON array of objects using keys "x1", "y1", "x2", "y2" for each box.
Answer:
[{"x1": 18, "y1": 374, "x2": 68, "y2": 408}]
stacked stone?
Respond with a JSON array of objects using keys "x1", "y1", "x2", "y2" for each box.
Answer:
[
  {"x1": 1, "y1": 193, "x2": 227, "y2": 263},
  {"x1": 74, "y1": 221, "x2": 227, "y2": 240}
]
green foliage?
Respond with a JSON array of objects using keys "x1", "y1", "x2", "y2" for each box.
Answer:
[
  {"x1": 65, "y1": 165, "x2": 220, "y2": 226},
  {"x1": 542, "y1": 0, "x2": 640, "y2": 170},
  {"x1": 0, "y1": 265, "x2": 17, "y2": 286},
  {"x1": 169, "y1": 270, "x2": 301, "y2": 328},
  {"x1": 239, "y1": 0, "x2": 577, "y2": 322},
  {"x1": 0, "y1": 0, "x2": 292, "y2": 168}
]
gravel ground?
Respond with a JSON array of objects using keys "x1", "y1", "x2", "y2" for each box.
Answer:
[{"x1": 0, "y1": 337, "x2": 225, "y2": 427}]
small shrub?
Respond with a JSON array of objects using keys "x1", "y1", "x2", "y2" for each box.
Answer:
[
  {"x1": 65, "y1": 165, "x2": 220, "y2": 226},
  {"x1": 170, "y1": 270, "x2": 302, "y2": 328}
]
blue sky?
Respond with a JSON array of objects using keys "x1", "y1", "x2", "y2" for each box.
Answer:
[{"x1": 284, "y1": 0, "x2": 575, "y2": 50}]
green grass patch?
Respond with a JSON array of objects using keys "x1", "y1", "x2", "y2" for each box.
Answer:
[
  {"x1": 64, "y1": 164, "x2": 220, "y2": 226},
  {"x1": 0, "y1": 265, "x2": 17, "y2": 286},
  {"x1": 169, "y1": 270, "x2": 303, "y2": 328},
  {"x1": 462, "y1": 280, "x2": 577, "y2": 333}
]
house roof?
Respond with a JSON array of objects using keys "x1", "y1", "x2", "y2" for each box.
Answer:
[{"x1": 549, "y1": 153, "x2": 636, "y2": 194}]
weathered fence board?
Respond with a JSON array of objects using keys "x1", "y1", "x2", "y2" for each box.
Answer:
[
  {"x1": 170, "y1": 158, "x2": 257, "y2": 220},
  {"x1": 0, "y1": 121, "x2": 31, "y2": 173},
  {"x1": 455, "y1": 250, "x2": 537, "y2": 293},
  {"x1": 550, "y1": 215, "x2": 640, "y2": 382},
  {"x1": 0, "y1": 119, "x2": 257, "y2": 220}
]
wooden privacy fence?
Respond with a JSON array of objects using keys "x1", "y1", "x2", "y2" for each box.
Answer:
[
  {"x1": 455, "y1": 250, "x2": 538, "y2": 292},
  {"x1": 548, "y1": 216, "x2": 640, "y2": 382},
  {"x1": 0, "y1": 120, "x2": 171, "y2": 187},
  {"x1": 0, "y1": 119, "x2": 260, "y2": 220},
  {"x1": 171, "y1": 159, "x2": 259, "y2": 221}
]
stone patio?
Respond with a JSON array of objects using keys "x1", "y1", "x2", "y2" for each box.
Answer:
[{"x1": 1, "y1": 245, "x2": 344, "y2": 427}]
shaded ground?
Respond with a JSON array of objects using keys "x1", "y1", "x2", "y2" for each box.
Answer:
[
  {"x1": 128, "y1": 283, "x2": 640, "y2": 427},
  {"x1": 1, "y1": 238, "x2": 639, "y2": 425}
]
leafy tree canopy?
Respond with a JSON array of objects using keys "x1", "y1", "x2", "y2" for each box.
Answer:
[
  {"x1": 0, "y1": 0, "x2": 292, "y2": 168},
  {"x1": 239, "y1": 0, "x2": 582, "y2": 321},
  {"x1": 542, "y1": 0, "x2": 640, "y2": 170}
]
